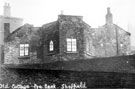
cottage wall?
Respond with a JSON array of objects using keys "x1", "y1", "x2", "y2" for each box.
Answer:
[
  {"x1": 83, "y1": 25, "x2": 95, "y2": 58},
  {"x1": 58, "y1": 15, "x2": 85, "y2": 60},
  {"x1": 40, "y1": 22, "x2": 60, "y2": 63},
  {"x1": 117, "y1": 26, "x2": 131, "y2": 55},
  {"x1": 4, "y1": 24, "x2": 41, "y2": 64},
  {"x1": 92, "y1": 24, "x2": 130, "y2": 57}
]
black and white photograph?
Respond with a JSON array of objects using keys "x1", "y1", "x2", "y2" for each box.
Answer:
[{"x1": 0, "y1": 0, "x2": 135, "y2": 88}]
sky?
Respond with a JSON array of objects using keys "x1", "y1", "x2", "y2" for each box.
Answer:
[{"x1": 0, "y1": 0, "x2": 135, "y2": 46}]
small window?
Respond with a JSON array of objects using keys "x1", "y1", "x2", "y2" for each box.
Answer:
[
  {"x1": 66, "y1": 38, "x2": 77, "y2": 52},
  {"x1": 20, "y1": 44, "x2": 29, "y2": 56},
  {"x1": 49, "y1": 40, "x2": 54, "y2": 51}
]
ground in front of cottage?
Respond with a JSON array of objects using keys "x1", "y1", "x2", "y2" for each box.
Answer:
[{"x1": 0, "y1": 65, "x2": 135, "y2": 88}]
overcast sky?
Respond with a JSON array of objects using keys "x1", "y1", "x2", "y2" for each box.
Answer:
[{"x1": 0, "y1": 0, "x2": 135, "y2": 46}]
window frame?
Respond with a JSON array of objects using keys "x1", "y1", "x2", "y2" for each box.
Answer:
[
  {"x1": 49, "y1": 40, "x2": 54, "y2": 51},
  {"x1": 66, "y1": 38, "x2": 77, "y2": 53},
  {"x1": 19, "y1": 43, "x2": 30, "y2": 57}
]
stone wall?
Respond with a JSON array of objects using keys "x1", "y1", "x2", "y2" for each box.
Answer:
[
  {"x1": 4, "y1": 38, "x2": 20, "y2": 64},
  {"x1": 83, "y1": 26, "x2": 95, "y2": 58},
  {"x1": 116, "y1": 25, "x2": 131, "y2": 55},
  {"x1": 40, "y1": 21, "x2": 60, "y2": 63},
  {"x1": 92, "y1": 24, "x2": 131, "y2": 57},
  {"x1": 58, "y1": 15, "x2": 86, "y2": 60},
  {"x1": 4, "y1": 24, "x2": 41, "y2": 64}
]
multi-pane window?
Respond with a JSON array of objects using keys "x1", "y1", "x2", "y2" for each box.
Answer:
[
  {"x1": 20, "y1": 44, "x2": 29, "y2": 56},
  {"x1": 50, "y1": 40, "x2": 54, "y2": 51},
  {"x1": 66, "y1": 38, "x2": 77, "y2": 52}
]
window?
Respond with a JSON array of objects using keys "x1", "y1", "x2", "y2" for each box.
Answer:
[
  {"x1": 49, "y1": 40, "x2": 54, "y2": 51},
  {"x1": 20, "y1": 44, "x2": 29, "y2": 56},
  {"x1": 66, "y1": 38, "x2": 77, "y2": 52},
  {"x1": 120, "y1": 44, "x2": 123, "y2": 47}
]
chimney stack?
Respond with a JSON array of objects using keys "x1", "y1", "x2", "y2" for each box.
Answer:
[
  {"x1": 106, "y1": 7, "x2": 113, "y2": 25},
  {"x1": 3, "y1": 3, "x2": 11, "y2": 17}
]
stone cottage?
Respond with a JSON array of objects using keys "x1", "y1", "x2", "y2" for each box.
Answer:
[
  {"x1": 3, "y1": 7, "x2": 131, "y2": 64},
  {"x1": 4, "y1": 15, "x2": 95, "y2": 64},
  {"x1": 92, "y1": 7, "x2": 131, "y2": 57}
]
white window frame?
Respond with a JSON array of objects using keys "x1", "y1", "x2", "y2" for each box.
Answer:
[
  {"x1": 49, "y1": 40, "x2": 54, "y2": 51},
  {"x1": 20, "y1": 44, "x2": 29, "y2": 56},
  {"x1": 66, "y1": 38, "x2": 77, "y2": 52}
]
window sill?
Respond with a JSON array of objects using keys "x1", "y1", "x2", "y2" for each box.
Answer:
[
  {"x1": 48, "y1": 51, "x2": 57, "y2": 56},
  {"x1": 66, "y1": 51, "x2": 78, "y2": 53},
  {"x1": 18, "y1": 56, "x2": 30, "y2": 59}
]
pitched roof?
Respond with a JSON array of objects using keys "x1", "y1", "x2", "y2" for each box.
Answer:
[
  {"x1": 6, "y1": 24, "x2": 40, "y2": 41},
  {"x1": 114, "y1": 24, "x2": 131, "y2": 35}
]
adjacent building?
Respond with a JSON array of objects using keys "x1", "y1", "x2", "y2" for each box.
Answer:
[
  {"x1": 0, "y1": 3, "x2": 23, "y2": 64},
  {"x1": 3, "y1": 7, "x2": 131, "y2": 64},
  {"x1": 92, "y1": 7, "x2": 131, "y2": 57},
  {"x1": 0, "y1": 3, "x2": 23, "y2": 45}
]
